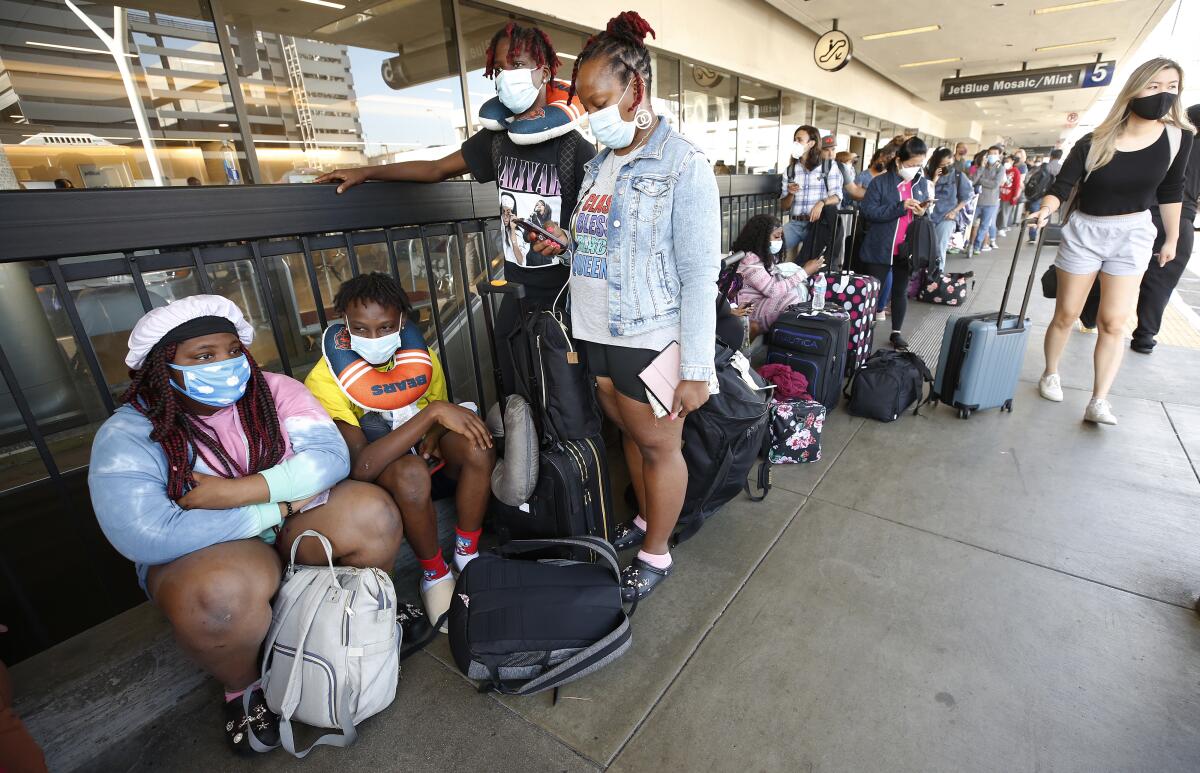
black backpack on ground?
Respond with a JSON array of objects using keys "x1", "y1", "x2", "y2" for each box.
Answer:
[
  {"x1": 448, "y1": 537, "x2": 632, "y2": 697},
  {"x1": 675, "y1": 345, "x2": 772, "y2": 544},
  {"x1": 845, "y1": 350, "x2": 934, "y2": 422}
]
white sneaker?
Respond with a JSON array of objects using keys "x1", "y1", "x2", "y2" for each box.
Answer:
[
  {"x1": 877, "y1": 310, "x2": 887, "y2": 322},
  {"x1": 1084, "y1": 398, "x2": 1117, "y2": 425},
  {"x1": 420, "y1": 573, "x2": 455, "y2": 633},
  {"x1": 1038, "y1": 373, "x2": 1064, "y2": 402},
  {"x1": 980, "y1": 244, "x2": 993, "y2": 252},
  {"x1": 999, "y1": 229, "x2": 1009, "y2": 237}
]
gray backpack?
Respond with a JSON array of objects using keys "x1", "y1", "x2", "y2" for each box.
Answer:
[{"x1": 249, "y1": 530, "x2": 401, "y2": 757}]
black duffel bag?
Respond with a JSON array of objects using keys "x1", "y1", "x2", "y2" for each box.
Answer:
[
  {"x1": 674, "y1": 344, "x2": 772, "y2": 544},
  {"x1": 508, "y1": 303, "x2": 602, "y2": 443},
  {"x1": 448, "y1": 536, "x2": 632, "y2": 697},
  {"x1": 845, "y1": 350, "x2": 933, "y2": 422}
]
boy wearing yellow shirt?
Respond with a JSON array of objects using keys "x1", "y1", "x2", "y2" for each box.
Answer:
[{"x1": 305, "y1": 273, "x2": 495, "y2": 629}]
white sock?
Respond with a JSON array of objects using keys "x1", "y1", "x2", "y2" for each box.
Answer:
[
  {"x1": 420, "y1": 571, "x2": 453, "y2": 595},
  {"x1": 633, "y1": 514, "x2": 648, "y2": 532},
  {"x1": 637, "y1": 549, "x2": 673, "y2": 570},
  {"x1": 453, "y1": 551, "x2": 477, "y2": 574}
]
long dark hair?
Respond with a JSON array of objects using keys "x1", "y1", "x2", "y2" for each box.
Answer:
[
  {"x1": 926, "y1": 146, "x2": 953, "y2": 180},
  {"x1": 122, "y1": 344, "x2": 285, "y2": 501},
  {"x1": 569, "y1": 11, "x2": 655, "y2": 106},
  {"x1": 731, "y1": 214, "x2": 781, "y2": 270},
  {"x1": 484, "y1": 22, "x2": 560, "y2": 80},
  {"x1": 889, "y1": 136, "x2": 928, "y2": 174},
  {"x1": 793, "y1": 125, "x2": 822, "y2": 171}
]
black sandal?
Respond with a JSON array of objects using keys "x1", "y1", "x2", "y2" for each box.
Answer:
[
  {"x1": 224, "y1": 686, "x2": 279, "y2": 755},
  {"x1": 612, "y1": 521, "x2": 646, "y2": 552},
  {"x1": 620, "y1": 558, "x2": 672, "y2": 602}
]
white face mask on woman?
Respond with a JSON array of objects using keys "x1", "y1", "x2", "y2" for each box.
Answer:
[
  {"x1": 897, "y1": 165, "x2": 920, "y2": 182},
  {"x1": 792, "y1": 141, "x2": 810, "y2": 158},
  {"x1": 495, "y1": 67, "x2": 542, "y2": 114},
  {"x1": 769, "y1": 238, "x2": 783, "y2": 255},
  {"x1": 588, "y1": 80, "x2": 638, "y2": 150}
]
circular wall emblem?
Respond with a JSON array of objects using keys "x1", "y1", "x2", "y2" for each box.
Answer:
[
  {"x1": 814, "y1": 30, "x2": 852, "y2": 73},
  {"x1": 692, "y1": 66, "x2": 723, "y2": 89}
]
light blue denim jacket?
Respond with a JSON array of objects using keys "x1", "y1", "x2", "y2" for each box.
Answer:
[{"x1": 570, "y1": 119, "x2": 721, "y2": 381}]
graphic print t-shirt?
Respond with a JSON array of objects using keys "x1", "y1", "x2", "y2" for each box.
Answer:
[
  {"x1": 461, "y1": 128, "x2": 595, "y2": 293},
  {"x1": 569, "y1": 152, "x2": 677, "y2": 352}
]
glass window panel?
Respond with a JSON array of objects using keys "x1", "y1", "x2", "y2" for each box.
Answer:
[
  {"x1": 681, "y1": 61, "x2": 735, "y2": 173},
  {"x1": 778, "y1": 91, "x2": 813, "y2": 172},
  {"x1": 651, "y1": 54, "x2": 681, "y2": 133},
  {"x1": 354, "y1": 237, "x2": 392, "y2": 276},
  {"x1": 0, "y1": 1, "x2": 248, "y2": 189},
  {"x1": 736, "y1": 79, "x2": 779, "y2": 175},
  {"x1": 203, "y1": 259, "x2": 281, "y2": 370},
  {"x1": 220, "y1": 0, "x2": 466, "y2": 183},
  {"x1": 813, "y1": 101, "x2": 839, "y2": 139}
]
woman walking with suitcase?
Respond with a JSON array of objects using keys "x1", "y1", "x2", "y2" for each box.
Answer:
[
  {"x1": 860, "y1": 136, "x2": 932, "y2": 351},
  {"x1": 1033, "y1": 58, "x2": 1194, "y2": 425},
  {"x1": 529, "y1": 11, "x2": 721, "y2": 601}
]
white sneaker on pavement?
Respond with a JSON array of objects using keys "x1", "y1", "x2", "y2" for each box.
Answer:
[
  {"x1": 1038, "y1": 373, "x2": 1064, "y2": 402},
  {"x1": 1084, "y1": 398, "x2": 1117, "y2": 425}
]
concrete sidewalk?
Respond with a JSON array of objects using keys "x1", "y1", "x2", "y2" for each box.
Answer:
[{"x1": 63, "y1": 228, "x2": 1200, "y2": 771}]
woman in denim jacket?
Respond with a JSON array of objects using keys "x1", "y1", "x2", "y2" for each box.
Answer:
[{"x1": 533, "y1": 11, "x2": 721, "y2": 600}]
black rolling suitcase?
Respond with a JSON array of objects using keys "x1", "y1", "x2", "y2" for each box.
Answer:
[
  {"x1": 478, "y1": 280, "x2": 614, "y2": 547},
  {"x1": 766, "y1": 304, "x2": 851, "y2": 410}
]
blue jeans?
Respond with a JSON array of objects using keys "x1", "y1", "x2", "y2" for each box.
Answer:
[
  {"x1": 973, "y1": 204, "x2": 999, "y2": 249},
  {"x1": 934, "y1": 218, "x2": 956, "y2": 270},
  {"x1": 1026, "y1": 197, "x2": 1043, "y2": 240},
  {"x1": 782, "y1": 218, "x2": 810, "y2": 251}
]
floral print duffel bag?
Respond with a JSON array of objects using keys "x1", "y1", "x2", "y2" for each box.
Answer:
[{"x1": 767, "y1": 398, "x2": 826, "y2": 464}]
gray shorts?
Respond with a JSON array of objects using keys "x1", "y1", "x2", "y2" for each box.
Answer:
[{"x1": 1054, "y1": 210, "x2": 1155, "y2": 277}]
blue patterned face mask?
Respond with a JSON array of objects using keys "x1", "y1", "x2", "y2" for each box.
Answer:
[{"x1": 169, "y1": 354, "x2": 250, "y2": 407}]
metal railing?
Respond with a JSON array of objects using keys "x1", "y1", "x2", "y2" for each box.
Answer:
[{"x1": 0, "y1": 172, "x2": 780, "y2": 663}]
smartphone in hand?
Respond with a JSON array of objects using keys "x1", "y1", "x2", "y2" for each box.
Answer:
[{"x1": 513, "y1": 218, "x2": 567, "y2": 250}]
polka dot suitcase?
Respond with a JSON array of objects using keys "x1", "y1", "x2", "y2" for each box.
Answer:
[{"x1": 811, "y1": 271, "x2": 880, "y2": 374}]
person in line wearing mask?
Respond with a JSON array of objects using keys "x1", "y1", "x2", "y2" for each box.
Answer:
[
  {"x1": 1033, "y1": 58, "x2": 1194, "y2": 425},
  {"x1": 305, "y1": 273, "x2": 494, "y2": 627},
  {"x1": 998, "y1": 154, "x2": 1023, "y2": 237},
  {"x1": 927, "y1": 146, "x2": 974, "y2": 271},
  {"x1": 780, "y1": 125, "x2": 843, "y2": 260},
  {"x1": 732, "y1": 214, "x2": 826, "y2": 339},
  {"x1": 530, "y1": 11, "x2": 720, "y2": 601},
  {"x1": 88, "y1": 296, "x2": 403, "y2": 755},
  {"x1": 315, "y1": 22, "x2": 596, "y2": 395},
  {"x1": 1130, "y1": 102, "x2": 1200, "y2": 354},
  {"x1": 952, "y1": 142, "x2": 972, "y2": 174},
  {"x1": 971, "y1": 146, "x2": 1005, "y2": 252},
  {"x1": 860, "y1": 136, "x2": 932, "y2": 351},
  {"x1": 849, "y1": 144, "x2": 900, "y2": 315}
]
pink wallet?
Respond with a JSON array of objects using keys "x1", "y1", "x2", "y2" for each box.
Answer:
[{"x1": 638, "y1": 341, "x2": 681, "y2": 411}]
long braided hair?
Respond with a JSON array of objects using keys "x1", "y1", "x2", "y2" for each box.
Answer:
[
  {"x1": 568, "y1": 11, "x2": 656, "y2": 105},
  {"x1": 121, "y1": 343, "x2": 286, "y2": 501},
  {"x1": 484, "y1": 21, "x2": 560, "y2": 80}
]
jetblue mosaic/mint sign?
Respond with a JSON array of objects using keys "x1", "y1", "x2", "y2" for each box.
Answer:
[{"x1": 940, "y1": 60, "x2": 1115, "y2": 101}]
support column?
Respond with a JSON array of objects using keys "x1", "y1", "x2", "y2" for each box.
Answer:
[{"x1": 207, "y1": 0, "x2": 263, "y2": 184}]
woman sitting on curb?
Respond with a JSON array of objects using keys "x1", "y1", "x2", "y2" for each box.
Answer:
[{"x1": 88, "y1": 295, "x2": 402, "y2": 756}]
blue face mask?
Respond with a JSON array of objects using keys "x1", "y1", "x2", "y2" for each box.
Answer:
[
  {"x1": 495, "y1": 67, "x2": 542, "y2": 114},
  {"x1": 588, "y1": 81, "x2": 636, "y2": 150},
  {"x1": 169, "y1": 354, "x2": 250, "y2": 407},
  {"x1": 769, "y1": 239, "x2": 783, "y2": 255}
]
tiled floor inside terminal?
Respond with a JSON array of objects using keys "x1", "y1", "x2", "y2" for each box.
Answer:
[{"x1": 65, "y1": 229, "x2": 1200, "y2": 772}]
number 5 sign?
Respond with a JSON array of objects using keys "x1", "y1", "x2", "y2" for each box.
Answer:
[{"x1": 1082, "y1": 60, "x2": 1116, "y2": 88}]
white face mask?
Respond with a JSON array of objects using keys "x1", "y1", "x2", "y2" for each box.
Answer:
[
  {"x1": 897, "y1": 165, "x2": 920, "y2": 182},
  {"x1": 768, "y1": 239, "x2": 783, "y2": 255},
  {"x1": 1003, "y1": 161, "x2": 1013, "y2": 170},
  {"x1": 588, "y1": 80, "x2": 638, "y2": 150},
  {"x1": 347, "y1": 319, "x2": 401, "y2": 366},
  {"x1": 792, "y1": 141, "x2": 809, "y2": 158},
  {"x1": 495, "y1": 67, "x2": 543, "y2": 114}
]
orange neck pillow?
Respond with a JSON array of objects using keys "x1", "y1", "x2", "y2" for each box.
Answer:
[{"x1": 322, "y1": 322, "x2": 432, "y2": 413}]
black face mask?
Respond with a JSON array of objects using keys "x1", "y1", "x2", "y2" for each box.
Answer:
[{"x1": 1129, "y1": 92, "x2": 1177, "y2": 120}]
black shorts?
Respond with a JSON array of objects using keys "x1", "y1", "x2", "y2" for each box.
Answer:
[{"x1": 583, "y1": 341, "x2": 658, "y2": 404}]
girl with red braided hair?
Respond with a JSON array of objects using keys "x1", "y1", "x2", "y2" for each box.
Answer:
[
  {"x1": 531, "y1": 11, "x2": 722, "y2": 601},
  {"x1": 317, "y1": 21, "x2": 596, "y2": 394},
  {"x1": 88, "y1": 295, "x2": 403, "y2": 756}
]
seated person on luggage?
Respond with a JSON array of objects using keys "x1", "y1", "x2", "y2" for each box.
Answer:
[
  {"x1": 88, "y1": 295, "x2": 402, "y2": 755},
  {"x1": 529, "y1": 11, "x2": 720, "y2": 601},
  {"x1": 304, "y1": 273, "x2": 495, "y2": 629},
  {"x1": 860, "y1": 136, "x2": 931, "y2": 352},
  {"x1": 732, "y1": 214, "x2": 825, "y2": 339}
]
